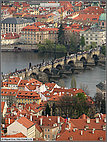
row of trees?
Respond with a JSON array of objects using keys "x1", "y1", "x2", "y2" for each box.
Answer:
[
  {"x1": 38, "y1": 24, "x2": 85, "y2": 54},
  {"x1": 45, "y1": 91, "x2": 106, "y2": 119},
  {"x1": 38, "y1": 39, "x2": 66, "y2": 53},
  {"x1": 44, "y1": 92, "x2": 95, "y2": 119},
  {"x1": 38, "y1": 24, "x2": 101, "y2": 54}
]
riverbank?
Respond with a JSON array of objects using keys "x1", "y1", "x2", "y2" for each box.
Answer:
[{"x1": 1, "y1": 44, "x2": 38, "y2": 52}]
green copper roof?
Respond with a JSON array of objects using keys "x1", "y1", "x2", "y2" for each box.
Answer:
[{"x1": 99, "y1": 13, "x2": 106, "y2": 21}]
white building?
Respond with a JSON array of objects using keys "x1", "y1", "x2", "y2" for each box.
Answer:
[
  {"x1": 80, "y1": 27, "x2": 106, "y2": 46},
  {"x1": 7, "y1": 117, "x2": 35, "y2": 138}
]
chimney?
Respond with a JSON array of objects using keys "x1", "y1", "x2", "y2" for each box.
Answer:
[
  {"x1": 29, "y1": 106, "x2": 30, "y2": 111},
  {"x1": 80, "y1": 131, "x2": 83, "y2": 135},
  {"x1": 40, "y1": 118, "x2": 43, "y2": 126},
  {"x1": 47, "y1": 114, "x2": 48, "y2": 117},
  {"x1": 58, "y1": 116, "x2": 60, "y2": 124},
  {"x1": 104, "y1": 118, "x2": 106, "y2": 123},
  {"x1": 2, "y1": 124, "x2": 5, "y2": 128},
  {"x1": 87, "y1": 118, "x2": 90, "y2": 124},
  {"x1": 30, "y1": 115, "x2": 32, "y2": 121},
  {"x1": 92, "y1": 128, "x2": 95, "y2": 134},
  {"x1": 8, "y1": 118, "x2": 10, "y2": 124},
  {"x1": 68, "y1": 123, "x2": 71, "y2": 129},
  {"x1": 96, "y1": 118, "x2": 99, "y2": 123},
  {"x1": 37, "y1": 114, "x2": 38, "y2": 118}
]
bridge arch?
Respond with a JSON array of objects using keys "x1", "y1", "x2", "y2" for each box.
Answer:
[
  {"x1": 93, "y1": 54, "x2": 99, "y2": 60},
  {"x1": 56, "y1": 64, "x2": 62, "y2": 70},
  {"x1": 29, "y1": 72, "x2": 37, "y2": 79},
  {"x1": 93, "y1": 54, "x2": 99, "y2": 65},
  {"x1": 43, "y1": 68, "x2": 50, "y2": 74},
  {"x1": 80, "y1": 56, "x2": 87, "y2": 62},
  {"x1": 68, "y1": 60, "x2": 75, "y2": 66}
]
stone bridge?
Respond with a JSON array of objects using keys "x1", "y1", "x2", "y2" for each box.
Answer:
[
  {"x1": 39, "y1": 48, "x2": 100, "y2": 73},
  {"x1": 1, "y1": 48, "x2": 101, "y2": 80}
]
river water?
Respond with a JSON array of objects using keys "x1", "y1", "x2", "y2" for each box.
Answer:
[{"x1": 1, "y1": 51, "x2": 106, "y2": 97}]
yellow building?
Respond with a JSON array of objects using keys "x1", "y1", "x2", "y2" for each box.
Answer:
[{"x1": 16, "y1": 90, "x2": 41, "y2": 104}]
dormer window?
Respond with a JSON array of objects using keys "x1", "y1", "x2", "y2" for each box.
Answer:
[{"x1": 99, "y1": 137, "x2": 103, "y2": 141}]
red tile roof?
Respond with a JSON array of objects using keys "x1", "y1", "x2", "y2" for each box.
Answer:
[
  {"x1": 75, "y1": 1, "x2": 83, "y2": 7},
  {"x1": 81, "y1": 6, "x2": 104, "y2": 14},
  {"x1": 1, "y1": 89, "x2": 18, "y2": 97},
  {"x1": 1, "y1": 81, "x2": 8, "y2": 87},
  {"x1": 17, "y1": 117, "x2": 34, "y2": 129},
  {"x1": 35, "y1": 123, "x2": 42, "y2": 133},
  {"x1": 35, "y1": 116, "x2": 65, "y2": 127},
  {"x1": 1, "y1": 102, "x2": 5, "y2": 113},
  {"x1": 18, "y1": 79, "x2": 28, "y2": 87},
  {"x1": 57, "y1": 129, "x2": 106, "y2": 141},
  {"x1": 73, "y1": 13, "x2": 100, "y2": 22},
  {"x1": 2, "y1": 33, "x2": 20, "y2": 40},
  {"x1": 16, "y1": 90, "x2": 40, "y2": 100},
  {"x1": 70, "y1": 118, "x2": 106, "y2": 130},
  {"x1": 1, "y1": 132, "x2": 26, "y2": 138},
  {"x1": 78, "y1": 114, "x2": 90, "y2": 119},
  {"x1": 8, "y1": 76, "x2": 20, "y2": 85}
]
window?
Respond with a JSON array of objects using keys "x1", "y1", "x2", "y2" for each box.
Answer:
[
  {"x1": 48, "y1": 135, "x2": 50, "y2": 138},
  {"x1": 102, "y1": 22, "x2": 104, "y2": 26},
  {"x1": 45, "y1": 129, "x2": 47, "y2": 131},
  {"x1": 48, "y1": 129, "x2": 50, "y2": 132},
  {"x1": 45, "y1": 135, "x2": 47, "y2": 138}
]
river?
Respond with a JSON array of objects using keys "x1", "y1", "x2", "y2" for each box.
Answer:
[{"x1": 1, "y1": 51, "x2": 106, "y2": 97}]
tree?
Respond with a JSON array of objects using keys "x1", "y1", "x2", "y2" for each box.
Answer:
[
  {"x1": 58, "y1": 24, "x2": 65, "y2": 45},
  {"x1": 57, "y1": 93, "x2": 95, "y2": 118},
  {"x1": 101, "y1": 45, "x2": 106, "y2": 56},
  {"x1": 8, "y1": 95, "x2": 17, "y2": 107},
  {"x1": 56, "y1": 44, "x2": 66, "y2": 53},
  {"x1": 80, "y1": 83, "x2": 90, "y2": 95},
  {"x1": 80, "y1": 36, "x2": 85, "y2": 51},
  {"x1": 100, "y1": 99, "x2": 106, "y2": 114},
  {"x1": 45, "y1": 103, "x2": 51, "y2": 116},
  {"x1": 58, "y1": 79, "x2": 65, "y2": 88},
  {"x1": 94, "y1": 93, "x2": 102, "y2": 112},
  {"x1": 57, "y1": 94, "x2": 73, "y2": 117},
  {"x1": 65, "y1": 33, "x2": 80, "y2": 54},
  {"x1": 71, "y1": 76, "x2": 76, "y2": 88},
  {"x1": 52, "y1": 103, "x2": 56, "y2": 116},
  {"x1": 91, "y1": 42, "x2": 96, "y2": 49}
]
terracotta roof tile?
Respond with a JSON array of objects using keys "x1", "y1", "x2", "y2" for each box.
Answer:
[
  {"x1": 2, "y1": 132, "x2": 26, "y2": 138},
  {"x1": 1, "y1": 89, "x2": 18, "y2": 97},
  {"x1": 57, "y1": 129, "x2": 106, "y2": 141},
  {"x1": 1, "y1": 102, "x2": 5, "y2": 113},
  {"x1": 17, "y1": 117, "x2": 34, "y2": 129}
]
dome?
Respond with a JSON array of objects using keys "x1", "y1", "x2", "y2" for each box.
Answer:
[{"x1": 99, "y1": 13, "x2": 106, "y2": 21}]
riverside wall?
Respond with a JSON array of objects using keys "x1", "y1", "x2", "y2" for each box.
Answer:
[{"x1": 1, "y1": 44, "x2": 38, "y2": 51}]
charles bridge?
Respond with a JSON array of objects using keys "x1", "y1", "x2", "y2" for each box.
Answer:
[{"x1": 1, "y1": 47, "x2": 105, "y2": 81}]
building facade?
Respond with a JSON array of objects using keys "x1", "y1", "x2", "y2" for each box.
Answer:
[
  {"x1": 80, "y1": 27, "x2": 106, "y2": 46},
  {"x1": 1, "y1": 17, "x2": 34, "y2": 34}
]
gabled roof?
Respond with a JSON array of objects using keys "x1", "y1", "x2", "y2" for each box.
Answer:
[
  {"x1": 96, "y1": 82, "x2": 106, "y2": 91},
  {"x1": 17, "y1": 117, "x2": 34, "y2": 129},
  {"x1": 35, "y1": 123, "x2": 42, "y2": 133},
  {"x1": 78, "y1": 114, "x2": 90, "y2": 119},
  {"x1": 35, "y1": 116, "x2": 65, "y2": 127}
]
